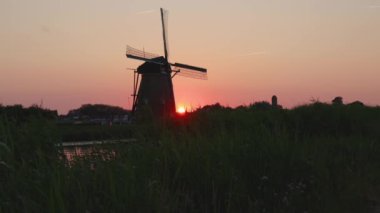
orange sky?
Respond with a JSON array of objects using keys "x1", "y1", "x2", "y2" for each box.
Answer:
[{"x1": 1, "y1": 0, "x2": 380, "y2": 114}]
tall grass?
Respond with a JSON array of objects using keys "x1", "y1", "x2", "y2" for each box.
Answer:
[{"x1": 1, "y1": 103, "x2": 380, "y2": 212}]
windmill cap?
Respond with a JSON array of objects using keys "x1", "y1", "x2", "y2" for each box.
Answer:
[{"x1": 137, "y1": 56, "x2": 169, "y2": 74}]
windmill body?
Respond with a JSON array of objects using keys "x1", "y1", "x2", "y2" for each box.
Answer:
[
  {"x1": 134, "y1": 57, "x2": 175, "y2": 116},
  {"x1": 126, "y1": 8, "x2": 207, "y2": 117}
]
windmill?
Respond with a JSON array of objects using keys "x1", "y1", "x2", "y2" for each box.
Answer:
[{"x1": 126, "y1": 8, "x2": 207, "y2": 117}]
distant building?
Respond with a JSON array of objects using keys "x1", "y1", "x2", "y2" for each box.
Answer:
[
  {"x1": 271, "y1": 95, "x2": 278, "y2": 107},
  {"x1": 271, "y1": 95, "x2": 282, "y2": 109}
]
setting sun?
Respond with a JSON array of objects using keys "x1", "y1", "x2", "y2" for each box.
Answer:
[{"x1": 176, "y1": 106, "x2": 186, "y2": 114}]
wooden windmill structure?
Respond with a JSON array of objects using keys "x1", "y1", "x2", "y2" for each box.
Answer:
[{"x1": 126, "y1": 8, "x2": 207, "y2": 117}]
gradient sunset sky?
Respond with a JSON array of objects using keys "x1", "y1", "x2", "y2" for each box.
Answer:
[{"x1": 1, "y1": 0, "x2": 380, "y2": 114}]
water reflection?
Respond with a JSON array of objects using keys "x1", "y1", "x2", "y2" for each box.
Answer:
[
  {"x1": 59, "y1": 139, "x2": 135, "y2": 162},
  {"x1": 63, "y1": 146, "x2": 115, "y2": 162}
]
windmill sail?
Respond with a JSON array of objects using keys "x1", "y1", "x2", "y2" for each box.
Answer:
[
  {"x1": 160, "y1": 8, "x2": 169, "y2": 60},
  {"x1": 175, "y1": 68, "x2": 208, "y2": 80},
  {"x1": 172, "y1": 62, "x2": 208, "y2": 80},
  {"x1": 126, "y1": 45, "x2": 163, "y2": 64},
  {"x1": 172, "y1": 62, "x2": 207, "y2": 72}
]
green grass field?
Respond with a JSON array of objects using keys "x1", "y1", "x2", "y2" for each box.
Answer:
[{"x1": 1, "y1": 102, "x2": 380, "y2": 212}]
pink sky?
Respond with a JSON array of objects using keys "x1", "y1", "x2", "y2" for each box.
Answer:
[{"x1": 1, "y1": 0, "x2": 380, "y2": 114}]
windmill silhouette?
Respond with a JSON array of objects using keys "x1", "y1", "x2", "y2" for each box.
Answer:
[{"x1": 126, "y1": 8, "x2": 207, "y2": 117}]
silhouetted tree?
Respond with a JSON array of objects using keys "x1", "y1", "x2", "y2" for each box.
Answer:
[
  {"x1": 0, "y1": 104, "x2": 57, "y2": 121},
  {"x1": 348, "y1": 101, "x2": 364, "y2": 107},
  {"x1": 67, "y1": 104, "x2": 129, "y2": 118},
  {"x1": 332, "y1": 96, "x2": 343, "y2": 105},
  {"x1": 250, "y1": 101, "x2": 272, "y2": 110}
]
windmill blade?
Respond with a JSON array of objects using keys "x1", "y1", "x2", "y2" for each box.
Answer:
[
  {"x1": 172, "y1": 62, "x2": 207, "y2": 73},
  {"x1": 175, "y1": 68, "x2": 208, "y2": 80},
  {"x1": 172, "y1": 63, "x2": 208, "y2": 80},
  {"x1": 160, "y1": 8, "x2": 169, "y2": 60},
  {"x1": 126, "y1": 45, "x2": 163, "y2": 64}
]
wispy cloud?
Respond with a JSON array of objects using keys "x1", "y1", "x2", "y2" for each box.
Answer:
[
  {"x1": 40, "y1": 25, "x2": 51, "y2": 33},
  {"x1": 237, "y1": 51, "x2": 268, "y2": 57},
  {"x1": 367, "y1": 5, "x2": 380, "y2": 9},
  {"x1": 136, "y1": 9, "x2": 156, "y2": 15},
  {"x1": 231, "y1": 51, "x2": 269, "y2": 60}
]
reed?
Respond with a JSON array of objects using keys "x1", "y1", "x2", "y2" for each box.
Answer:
[{"x1": 1, "y1": 103, "x2": 379, "y2": 212}]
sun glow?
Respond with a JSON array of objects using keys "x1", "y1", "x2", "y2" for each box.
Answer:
[{"x1": 176, "y1": 106, "x2": 186, "y2": 114}]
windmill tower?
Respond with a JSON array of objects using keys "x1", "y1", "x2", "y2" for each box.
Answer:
[{"x1": 126, "y1": 8, "x2": 207, "y2": 117}]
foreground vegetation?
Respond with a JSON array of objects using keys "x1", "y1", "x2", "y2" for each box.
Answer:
[{"x1": 1, "y1": 102, "x2": 380, "y2": 212}]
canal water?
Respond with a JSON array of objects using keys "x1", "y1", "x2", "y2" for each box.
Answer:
[{"x1": 59, "y1": 139, "x2": 136, "y2": 162}]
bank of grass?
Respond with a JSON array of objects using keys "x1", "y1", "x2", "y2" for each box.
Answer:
[
  {"x1": 59, "y1": 124, "x2": 133, "y2": 142},
  {"x1": 1, "y1": 102, "x2": 380, "y2": 212}
]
